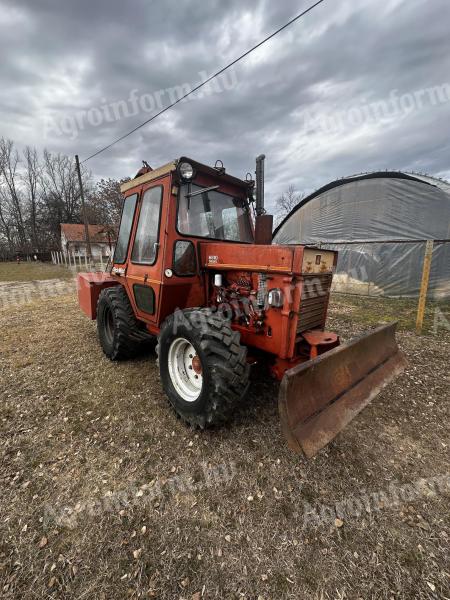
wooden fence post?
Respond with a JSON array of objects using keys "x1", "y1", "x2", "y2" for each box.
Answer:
[{"x1": 416, "y1": 240, "x2": 434, "y2": 334}]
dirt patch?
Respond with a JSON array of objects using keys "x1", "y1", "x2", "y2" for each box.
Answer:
[
  {"x1": 0, "y1": 286, "x2": 449, "y2": 599},
  {"x1": 0, "y1": 278, "x2": 76, "y2": 309}
]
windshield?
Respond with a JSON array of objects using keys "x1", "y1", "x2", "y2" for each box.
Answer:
[{"x1": 177, "y1": 184, "x2": 253, "y2": 242}]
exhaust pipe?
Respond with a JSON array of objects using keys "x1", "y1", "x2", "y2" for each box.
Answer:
[
  {"x1": 254, "y1": 154, "x2": 273, "y2": 244},
  {"x1": 255, "y1": 154, "x2": 266, "y2": 216}
]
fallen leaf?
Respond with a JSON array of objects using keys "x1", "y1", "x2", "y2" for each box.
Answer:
[
  {"x1": 48, "y1": 576, "x2": 56, "y2": 588},
  {"x1": 427, "y1": 582, "x2": 436, "y2": 592},
  {"x1": 224, "y1": 535, "x2": 231, "y2": 543},
  {"x1": 334, "y1": 518, "x2": 344, "y2": 528},
  {"x1": 39, "y1": 536, "x2": 48, "y2": 548},
  {"x1": 192, "y1": 592, "x2": 201, "y2": 600},
  {"x1": 133, "y1": 548, "x2": 142, "y2": 559}
]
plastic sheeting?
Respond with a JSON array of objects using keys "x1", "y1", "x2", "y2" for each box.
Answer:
[
  {"x1": 316, "y1": 241, "x2": 449, "y2": 299},
  {"x1": 273, "y1": 175, "x2": 450, "y2": 298}
]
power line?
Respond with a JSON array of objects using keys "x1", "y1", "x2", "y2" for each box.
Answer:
[{"x1": 82, "y1": 0, "x2": 326, "y2": 163}]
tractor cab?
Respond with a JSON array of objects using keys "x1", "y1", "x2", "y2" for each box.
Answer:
[{"x1": 106, "y1": 157, "x2": 262, "y2": 330}]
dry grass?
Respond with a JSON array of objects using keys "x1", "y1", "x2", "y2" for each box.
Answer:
[
  {"x1": 330, "y1": 292, "x2": 450, "y2": 335},
  {"x1": 0, "y1": 270, "x2": 449, "y2": 599},
  {"x1": 0, "y1": 262, "x2": 73, "y2": 283}
]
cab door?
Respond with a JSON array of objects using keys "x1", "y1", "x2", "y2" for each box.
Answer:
[{"x1": 125, "y1": 182, "x2": 166, "y2": 327}]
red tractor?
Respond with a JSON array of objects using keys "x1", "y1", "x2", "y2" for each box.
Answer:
[{"x1": 78, "y1": 156, "x2": 406, "y2": 457}]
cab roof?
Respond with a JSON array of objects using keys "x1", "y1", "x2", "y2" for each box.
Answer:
[{"x1": 120, "y1": 156, "x2": 251, "y2": 194}]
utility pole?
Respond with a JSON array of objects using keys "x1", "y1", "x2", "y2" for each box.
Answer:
[{"x1": 75, "y1": 154, "x2": 92, "y2": 259}]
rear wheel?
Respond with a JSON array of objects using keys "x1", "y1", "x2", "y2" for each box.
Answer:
[
  {"x1": 97, "y1": 286, "x2": 152, "y2": 360},
  {"x1": 157, "y1": 309, "x2": 250, "y2": 428}
]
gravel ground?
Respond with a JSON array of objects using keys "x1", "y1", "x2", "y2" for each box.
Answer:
[{"x1": 0, "y1": 272, "x2": 449, "y2": 599}]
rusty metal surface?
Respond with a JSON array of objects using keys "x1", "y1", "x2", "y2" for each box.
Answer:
[
  {"x1": 254, "y1": 214, "x2": 274, "y2": 245},
  {"x1": 278, "y1": 323, "x2": 407, "y2": 457},
  {"x1": 77, "y1": 272, "x2": 119, "y2": 320}
]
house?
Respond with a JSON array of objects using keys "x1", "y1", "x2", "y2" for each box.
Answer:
[{"x1": 60, "y1": 223, "x2": 116, "y2": 258}]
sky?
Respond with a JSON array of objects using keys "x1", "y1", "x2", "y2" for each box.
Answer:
[{"x1": 1, "y1": 0, "x2": 449, "y2": 210}]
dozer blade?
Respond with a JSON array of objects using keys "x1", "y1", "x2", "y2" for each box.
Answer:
[{"x1": 278, "y1": 323, "x2": 407, "y2": 458}]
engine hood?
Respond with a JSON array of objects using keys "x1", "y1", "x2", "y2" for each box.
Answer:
[{"x1": 199, "y1": 242, "x2": 306, "y2": 275}]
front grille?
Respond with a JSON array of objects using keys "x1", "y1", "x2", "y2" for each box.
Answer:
[{"x1": 297, "y1": 273, "x2": 332, "y2": 333}]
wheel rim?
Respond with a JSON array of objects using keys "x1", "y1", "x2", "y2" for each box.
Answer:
[
  {"x1": 104, "y1": 306, "x2": 114, "y2": 345},
  {"x1": 167, "y1": 338, "x2": 203, "y2": 402}
]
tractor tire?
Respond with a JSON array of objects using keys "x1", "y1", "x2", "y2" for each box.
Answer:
[
  {"x1": 156, "y1": 308, "x2": 250, "y2": 428},
  {"x1": 97, "y1": 285, "x2": 152, "y2": 360}
]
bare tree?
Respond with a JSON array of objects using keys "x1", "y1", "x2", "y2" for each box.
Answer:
[
  {"x1": 0, "y1": 140, "x2": 98, "y2": 257},
  {"x1": 0, "y1": 193, "x2": 13, "y2": 254},
  {"x1": 86, "y1": 178, "x2": 125, "y2": 227},
  {"x1": 22, "y1": 146, "x2": 42, "y2": 250},
  {"x1": 0, "y1": 138, "x2": 27, "y2": 251},
  {"x1": 274, "y1": 185, "x2": 304, "y2": 226},
  {"x1": 40, "y1": 150, "x2": 91, "y2": 247},
  {"x1": 41, "y1": 150, "x2": 82, "y2": 221}
]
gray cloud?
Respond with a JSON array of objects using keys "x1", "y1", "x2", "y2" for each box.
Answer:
[{"x1": 0, "y1": 0, "x2": 448, "y2": 209}]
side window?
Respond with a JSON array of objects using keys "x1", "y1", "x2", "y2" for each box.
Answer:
[
  {"x1": 131, "y1": 186, "x2": 163, "y2": 264},
  {"x1": 114, "y1": 193, "x2": 137, "y2": 264},
  {"x1": 173, "y1": 240, "x2": 196, "y2": 276}
]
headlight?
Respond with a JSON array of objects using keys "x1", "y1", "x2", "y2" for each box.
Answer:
[
  {"x1": 267, "y1": 288, "x2": 283, "y2": 308},
  {"x1": 178, "y1": 161, "x2": 195, "y2": 180}
]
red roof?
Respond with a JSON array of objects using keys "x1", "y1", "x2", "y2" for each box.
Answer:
[{"x1": 61, "y1": 223, "x2": 116, "y2": 243}]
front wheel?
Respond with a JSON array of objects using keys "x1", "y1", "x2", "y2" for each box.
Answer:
[{"x1": 157, "y1": 309, "x2": 250, "y2": 428}]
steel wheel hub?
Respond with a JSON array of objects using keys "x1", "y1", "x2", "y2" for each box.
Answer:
[{"x1": 168, "y1": 338, "x2": 203, "y2": 402}]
